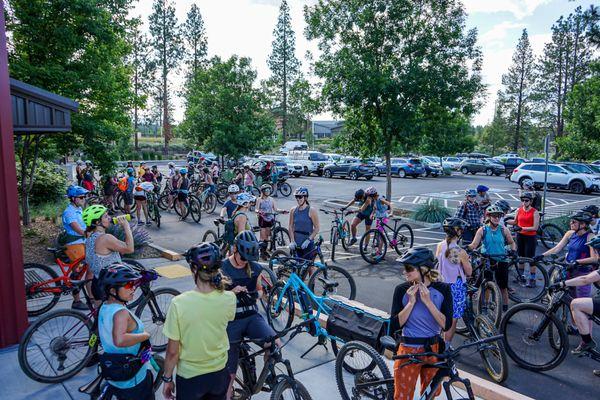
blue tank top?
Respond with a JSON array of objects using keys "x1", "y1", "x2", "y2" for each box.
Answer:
[
  {"x1": 566, "y1": 232, "x2": 591, "y2": 263},
  {"x1": 98, "y1": 303, "x2": 149, "y2": 389},
  {"x1": 358, "y1": 199, "x2": 374, "y2": 218},
  {"x1": 481, "y1": 225, "x2": 506, "y2": 261},
  {"x1": 293, "y1": 205, "x2": 313, "y2": 243},
  {"x1": 374, "y1": 199, "x2": 388, "y2": 218}
]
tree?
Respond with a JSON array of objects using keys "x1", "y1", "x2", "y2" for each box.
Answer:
[
  {"x1": 149, "y1": 0, "x2": 183, "y2": 154},
  {"x1": 267, "y1": 0, "x2": 301, "y2": 143},
  {"x1": 181, "y1": 56, "x2": 277, "y2": 160},
  {"x1": 183, "y1": 4, "x2": 208, "y2": 79},
  {"x1": 305, "y1": 0, "x2": 484, "y2": 199},
  {"x1": 498, "y1": 29, "x2": 535, "y2": 152},
  {"x1": 477, "y1": 101, "x2": 510, "y2": 156}
]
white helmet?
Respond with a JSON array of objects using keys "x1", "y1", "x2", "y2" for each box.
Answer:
[
  {"x1": 228, "y1": 184, "x2": 240, "y2": 193},
  {"x1": 365, "y1": 186, "x2": 377, "y2": 196},
  {"x1": 168, "y1": 162, "x2": 175, "y2": 167}
]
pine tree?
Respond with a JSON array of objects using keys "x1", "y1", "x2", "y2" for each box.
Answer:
[
  {"x1": 267, "y1": 0, "x2": 301, "y2": 142},
  {"x1": 498, "y1": 29, "x2": 535, "y2": 152},
  {"x1": 149, "y1": 0, "x2": 183, "y2": 153},
  {"x1": 183, "y1": 4, "x2": 208, "y2": 79}
]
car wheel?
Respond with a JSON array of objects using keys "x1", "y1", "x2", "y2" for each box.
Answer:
[
  {"x1": 569, "y1": 180, "x2": 585, "y2": 194},
  {"x1": 349, "y1": 171, "x2": 358, "y2": 180},
  {"x1": 486, "y1": 168, "x2": 493, "y2": 176},
  {"x1": 461, "y1": 167, "x2": 469, "y2": 174},
  {"x1": 303, "y1": 166, "x2": 309, "y2": 176},
  {"x1": 365, "y1": 176, "x2": 373, "y2": 181},
  {"x1": 399, "y1": 169, "x2": 407, "y2": 178},
  {"x1": 324, "y1": 169, "x2": 332, "y2": 179}
]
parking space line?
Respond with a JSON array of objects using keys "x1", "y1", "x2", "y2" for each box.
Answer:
[
  {"x1": 508, "y1": 194, "x2": 520, "y2": 200},
  {"x1": 412, "y1": 196, "x2": 421, "y2": 204},
  {"x1": 545, "y1": 199, "x2": 556, "y2": 206}
]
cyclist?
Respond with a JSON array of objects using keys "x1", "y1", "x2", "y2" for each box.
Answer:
[
  {"x1": 270, "y1": 162, "x2": 279, "y2": 198},
  {"x1": 519, "y1": 179, "x2": 541, "y2": 210},
  {"x1": 201, "y1": 167, "x2": 215, "y2": 193},
  {"x1": 436, "y1": 218, "x2": 472, "y2": 344},
  {"x1": 97, "y1": 263, "x2": 154, "y2": 399},
  {"x1": 454, "y1": 189, "x2": 483, "y2": 245},
  {"x1": 125, "y1": 160, "x2": 135, "y2": 176},
  {"x1": 137, "y1": 162, "x2": 146, "y2": 178},
  {"x1": 289, "y1": 187, "x2": 320, "y2": 261},
  {"x1": 168, "y1": 168, "x2": 180, "y2": 209},
  {"x1": 102, "y1": 173, "x2": 118, "y2": 213},
  {"x1": 82, "y1": 161, "x2": 96, "y2": 191},
  {"x1": 243, "y1": 165, "x2": 255, "y2": 193},
  {"x1": 211, "y1": 161, "x2": 220, "y2": 185},
  {"x1": 582, "y1": 205, "x2": 600, "y2": 235},
  {"x1": 151, "y1": 165, "x2": 162, "y2": 193},
  {"x1": 133, "y1": 181, "x2": 155, "y2": 226},
  {"x1": 140, "y1": 166, "x2": 155, "y2": 184},
  {"x1": 220, "y1": 184, "x2": 240, "y2": 219},
  {"x1": 468, "y1": 204, "x2": 517, "y2": 312},
  {"x1": 162, "y1": 243, "x2": 236, "y2": 400},
  {"x1": 188, "y1": 161, "x2": 196, "y2": 177},
  {"x1": 123, "y1": 167, "x2": 136, "y2": 216},
  {"x1": 234, "y1": 168, "x2": 244, "y2": 188},
  {"x1": 75, "y1": 160, "x2": 85, "y2": 186},
  {"x1": 62, "y1": 185, "x2": 90, "y2": 310},
  {"x1": 221, "y1": 231, "x2": 275, "y2": 399},
  {"x1": 492, "y1": 200, "x2": 511, "y2": 226},
  {"x1": 365, "y1": 186, "x2": 390, "y2": 256},
  {"x1": 167, "y1": 162, "x2": 176, "y2": 179},
  {"x1": 475, "y1": 185, "x2": 491, "y2": 208},
  {"x1": 255, "y1": 183, "x2": 288, "y2": 260},
  {"x1": 341, "y1": 188, "x2": 373, "y2": 246},
  {"x1": 176, "y1": 168, "x2": 190, "y2": 220},
  {"x1": 506, "y1": 192, "x2": 540, "y2": 287},
  {"x1": 390, "y1": 247, "x2": 453, "y2": 400}
]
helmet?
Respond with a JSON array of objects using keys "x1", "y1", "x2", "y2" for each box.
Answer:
[
  {"x1": 486, "y1": 205, "x2": 505, "y2": 216},
  {"x1": 586, "y1": 236, "x2": 600, "y2": 249},
  {"x1": 228, "y1": 184, "x2": 240, "y2": 193},
  {"x1": 76, "y1": 160, "x2": 83, "y2": 165},
  {"x1": 180, "y1": 168, "x2": 188, "y2": 174},
  {"x1": 85, "y1": 160, "x2": 92, "y2": 165},
  {"x1": 476, "y1": 185, "x2": 489, "y2": 193},
  {"x1": 581, "y1": 205, "x2": 599, "y2": 216},
  {"x1": 185, "y1": 242, "x2": 222, "y2": 272},
  {"x1": 465, "y1": 189, "x2": 477, "y2": 197},
  {"x1": 522, "y1": 179, "x2": 534, "y2": 189},
  {"x1": 188, "y1": 161, "x2": 194, "y2": 165},
  {"x1": 151, "y1": 165, "x2": 158, "y2": 170},
  {"x1": 354, "y1": 189, "x2": 365, "y2": 200},
  {"x1": 168, "y1": 162, "x2": 174, "y2": 167},
  {"x1": 126, "y1": 167, "x2": 134, "y2": 175},
  {"x1": 520, "y1": 192, "x2": 534, "y2": 201},
  {"x1": 397, "y1": 247, "x2": 435, "y2": 268},
  {"x1": 295, "y1": 187, "x2": 309, "y2": 197},
  {"x1": 97, "y1": 263, "x2": 141, "y2": 301},
  {"x1": 203, "y1": 167, "x2": 209, "y2": 173},
  {"x1": 260, "y1": 183, "x2": 272, "y2": 193},
  {"x1": 571, "y1": 211, "x2": 593, "y2": 224},
  {"x1": 493, "y1": 200, "x2": 511, "y2": 214},
  {"x1": 126, "y1": 160, "x2": 133, "y2": 165},
  {"x1": 234, "y1": 230, "x2": 259, "y2": 261},
  {"x1": 236, "y1": 192, "x2": 255, "y2": 206},
  {"x1": 365, "y1": 186, "x2": 377, "y2": 196},
  {"x1": 66, "y1": 185, "x2": 88, "y2": 198},
  {"x1": 82, "y1": 204, "x2": 107, "y2": 226},
  {"x1": 443, "y1": 218, "x2": 468, "y2": 231}
]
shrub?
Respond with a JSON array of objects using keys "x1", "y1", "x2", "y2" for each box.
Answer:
[
  {"x1": 544, "y1": 214, "x2": 571, "y2": 232},
  {"x1": 411, "y1": 199, "x2": 451, "y2": 224},
  {"x1": 30, "y1": 199, "x2": 68, "y2": 224},
  {"x1": 107, "y1": 223, "x2": 151, "y2": 256},
  {"x1": 19, "y1": 159, "x2": 69, "y2": 205}
]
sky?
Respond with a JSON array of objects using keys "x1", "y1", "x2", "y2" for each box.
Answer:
[{"x1": 131, "y1": 0, "x2": 595, "y2": 126}]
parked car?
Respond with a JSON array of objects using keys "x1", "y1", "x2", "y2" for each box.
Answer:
[
  {"x1": 458, "y1": 158, "x2": 504, "y2": 176},
  {"x1": 287, "y1": 150, "x2": 329, "y2": 176},
  {"x1": 323, "y1": 157, "x2": 375, "y2": 180},
  {"x1": 187, "y1": 150, "x2": 217, "y2": 164},
  {"x1": 375, "y1": 158, "x2": 425, "y2": 178},
  {"x1": 500, "y1": 157, "x2": 527, "y2": 177},
  {"x1": 497, "y1": 152, "x2": 520, "y2": 159},
  {"x1": 592, "y1": 160, "x2": 600, "y2": 165},
  {"x1": 528, "y1": 157, "x2": 554, "y2": 163},
  {"x1": 421, "y1": 158, "x2": 443, "y2": 177},
  {"x1": 510, "y1": 163, "x2": 600, "y2": 194},
  {"x1": 324, "y1": 153, "x2": 343, "y2": 163},
  {"x1": 561, "y1": 162, "x2": 596, "y2": 175},
  {"x1": 442, "y1": 157, "x2": 462, "y2": 170},
  {"x1": 587, "y1": 164, "x2": 600, "y2": 176},
  {"x1": 259, "y1": 155, "x2": 303, "y2": 177},
  {"x1": 279, "y1": 141, "x2": 308, "y2": 154}
]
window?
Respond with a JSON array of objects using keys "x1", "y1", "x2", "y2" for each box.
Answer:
[
  {"x1": 308, "y1": 153, "x2": 328, "y2": 161},
  {"x1": 548, "y1": 165, "x2": 564, "y2": 173}
]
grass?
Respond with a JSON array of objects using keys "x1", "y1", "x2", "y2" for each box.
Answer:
[
  {"x1": 30, "y1": 199, "x2": 68, "y2": 224},
  {"x1": 138, "y1": 136, "x2": 186, "y2": 146}
]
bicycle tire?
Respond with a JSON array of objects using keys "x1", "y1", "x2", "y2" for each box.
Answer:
[
  {"x1": 270, "y1": 378, "x2": 312, "y2": 400},
  {"x1": 335, "y1": 341, "x2": 393, "y2": 400},
  {"x1": 270, "y1": 227, "x2": 290, "y2": 250},
  {"x1": 188, "y1": 196, "x2": 201, "y2": 223},
  {"x1": 330, "y1": 227, "x2": 338, "y2": 261},
  {"x1": 359, "y1": 229, "x2": 387, "y2": 264},
  {"x1": 24, "y1": 263, "x2": 61, "y2": 316},
  {"x1": 500, "y1": 302, "x2": 568, "y2": 371},
  {"x1": 257, "y1": 265, "x2": 277, "y2": 315},
  {"x1": 278, "y1": 182, "x2": 292, "y2": 197},
  {"x1": 507, "y1": 261, "x2": 548, "y2": 303},
  {"x1": 474, "y1": 315, "x2": 508, "y2": 383},
  {"x1": 340, "y1": 221, "x2": 351, "y2": 251},
  {"x1": 266, "y1": 281, "x2": 295, "y2": 334},
  {"x1": 307, "y1": 265, "x2": 357, "y2": 300},
  {"x1": 476, "y1": 281, "x2": 502, "y2": 327},
  {"x1": 203, "y1": 193, "x2": 217, "y2": 214},
  {"x1": 135, "y1": 287, "x2": 180, "y2": 352},
  {"x1": 268, "y1": 249, "x2": 291, "y2": 280},
  {"x1": 539, "y1": 223, "x2": 563, "y2": 249},
  {"x1": 392, "y1": 223, "x2": 414, "y2": 254},
  {"x1": 153, "y1": 202, "x2": 161, "y2": 228},
  {"x1": 18, "y1": 309, "x2": 95, "y2": 383},
  {"x1": 157, "y1": 193, "x2": 170, "y2": 211},
  {"x1": 549, "y1": 302, "x2": 569, "y2": 352}
]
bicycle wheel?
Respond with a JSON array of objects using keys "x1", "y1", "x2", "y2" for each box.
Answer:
[
  {"x1": 157, "y1": 193, "x2": 170, "y2": 211},
  {"x1": 153, "y1": 201, "x2": 161, "y2": 228},
  {"x1": 18, "y1": 309, "x2": 95, "y2": 383},
  {"x1": 539, "y1": 223, "x2": 563, "y2": 250},
  {"x1": 188, "y1": 196, "x2": 201, "y2": 223},
  {"x1": 549, "y1": 302, "x2": 569, "y2": 351},
  {"x1": 24, "y1": 263, "x2": 61, "y2": 316},
  {"x1": 330, "y1": 227, "x2": 338, "y2": 261},
  {"x1": 135, "y1": 287, "x2": 180, "y2": 352},
  {"x1": 271, "y1": 227, "x2": 290, "y2": 250},
  {"x1": 474, "y1": 315, "x2": 508, "y2": 383},
  {"x1": 203, "y1": 193, "x2": 217, "y2": 214},
  {"x1": 308, "y1": 265, "x2": 357, "y2": 300},
  {"x1": 335, "y1": 341, "x2": 393, "y2": 400},
  {"x1": 392, "y1": 223, "x2": 414, "y2": 254},
  {"x1": 202, "y1": 229, "x2": 218, "y2": 243},
  {"x1": 266, "y1": 282, "x2": 295, "y2": 333},
  {"x1": 500, "y1": 302, "x2": 568, "y2": 371},
  {"x1": 476, "y1": 281, "x2": 502, "y2": 327},
  {"x1": 258, "y1": 265, "x2": 278, "y2": 315},
  {"x1": 359, "y1": 229, "x2": 386, "y2": 264},
  {"x1": 278, "y1": 182, "x2": 292, "y2": 197},
  {"x1": 340, "y1": 221, "x2": 351, "y2": 251},
  {"x1": 507, "y1": 261, "x2": 548, "y2": 303},
  {"x1": 270, "y1": 379, "x2": 312, "y2": 400},
  {"x1": 217, "y1": 185, "x2": 229, "y2": 205}
]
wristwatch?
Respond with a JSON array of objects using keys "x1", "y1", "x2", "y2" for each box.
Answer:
[{"x1": 161, "y1": 375, "x2": 173, "y2": 383}]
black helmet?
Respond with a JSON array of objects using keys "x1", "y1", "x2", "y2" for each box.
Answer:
[
  {"x1": 234, "y1": 230, "x2": 259, "y2": 262},
  {"x1": 185, "y1": 242, "x2": 222, "y2": 272},
  {"x1": 97, "y1": 263, "x2": 141, "y2": 301},
  {"x1": 571, "y1": 211, "x2": 593, "y2": 224},
  {"x1": 581, "y1": 205, "x2": 599, "y2": 216},
  {"x1": 443, "y1": 218, "x2": 468, "y2": 231},
  {"x1": 520, "y1": 192, "x2": 534, "y2": 201},
  {"x1": 354, "y1": 189, "x2": 365, "y2": 200},
  {"x1": 397, "y1": 247, "x2": 435, "y2": 268},
  {"x1": 586, "y1": 236, "x2": 600, "y2": 249},
  {"x1": 493, "y1": 200, "x2": 511, "y2": 214}
]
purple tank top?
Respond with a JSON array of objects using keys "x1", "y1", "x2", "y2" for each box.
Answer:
[
  {"x1": 566, "y1": 231, "x2": 591, "y2": 263},
  {"x1": 437, "y1": 241, "x2": 465, "y2": 284}
]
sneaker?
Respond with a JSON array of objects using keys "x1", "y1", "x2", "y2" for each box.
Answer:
[
  {"x1": 593, "y1": 370, "x2": 600, "y2": 377},
  {"x1": 572, "y1": 340, "x2": 597, "y2": 356},
  {"x1": 71, "y1": 300, "x2": 89, "y2": 311},
  {"x1": 145, "y1": 221, "x2": 151, "y2": 226},
  {"x1": 526, "y1": 279, "x2": 536, "y2": 288},
  {"x1": 349, "y1": 237, "x2": 357, "y2": 246},
  {"x1": 137, "y1": 221, "x2": 144, "y2": 226}
]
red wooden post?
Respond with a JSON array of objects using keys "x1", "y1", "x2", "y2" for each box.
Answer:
[{"x1": 0, "y1": 1, "x2": 29, "y2": 348}]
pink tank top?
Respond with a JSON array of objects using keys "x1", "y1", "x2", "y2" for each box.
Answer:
[{"x1": 437, "y1": 241, "x2": 465, "y2": 283}]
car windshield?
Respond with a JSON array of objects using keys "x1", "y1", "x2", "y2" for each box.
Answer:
[
  {"x1": 309, "y1": 153, "x2": 329, "y2": 161},
  {"x1": 561, "y1": 165, "x2": 579, "y2": 173},
  {"x1": 567, "y1": 164, "x2": 592, "y2": 173},
  {"x1": 409, "y1": 159, "x2": 422, "y2": 164}
]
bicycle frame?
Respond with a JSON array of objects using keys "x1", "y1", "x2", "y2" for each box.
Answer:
[
  {"x1": 27, "y1": 256, "x2": 88, "y2": 295},
  {"x1": 374, "y1": 217, "x2": 403, "y2": 247}
]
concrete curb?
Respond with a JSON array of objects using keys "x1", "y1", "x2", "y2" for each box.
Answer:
[{"x1": 148, "y1": 242, "x2": 182, "y2": 261}]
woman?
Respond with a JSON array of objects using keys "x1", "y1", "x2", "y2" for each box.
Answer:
[
  {"x1": 255, "y1": 184, "x2": 288, "y2": 260},
  {"x1": 162, "y1": 243, "x2": 236, "y2": 400},
  {"x1": 366, "y1": 187, "x2": 392, "y2": 256},
  {"x1": 103, "y1": 174, "x2": 118, "y2": 213},
  {"x1": 341, "y1": 189, "x2": 373, "y2": 246},
  {"x1": 270, "y1": 162, "x2": 279, "y2": 198},
  {"x1": 390, "y1": 247, "x2": 453, "y2": 400},
  {"x1": 232, "y1": 192, "x2": 254, "y2": 240},
  {"x1": 243, "y1": 165, "x2": 255, "y2": 193},
  {"x1": 234, "y1": 168, "x2": 244, "y2": 188},
  {"x1": 435, "y1": 218, "x2": 472, "y2": 343},
  {"x1": 211, "y1": 161, "x2": 220, "y2": 185},
  {"x1": 220, "y1": 231, "x2": 275, "y2": 400},
  {"x1": 220, "y1": 184, "x2": 239, "y2": 220},
  {"x1": 97, "y1": 263, "x2": 153, "y2": 400},
  {"x1": 202, "y1": 167, "x2": 215, "y2": 193},
  {"x1": 168, "y1": 168, "x2": 180, "y2": 209},
  {"x1": 582, "y1": 205, "x2": 600, "y2": 235},
  {"x1": 475, "y1": 185, "x2": 491, "y2": 208},
  {"x1": 468, "y1": 205, "x2": 517, "y2": 312},
  {"x1": 133, "y1": 181, "x2": 155, "y2": 226},
  {"x1": 176, "y1": 168, "x2": 190, "y2": 220},
  {"x1": 508, "y1": 192, "x2": 540, "y2": 287},
  {"x1": 288, "y1": 187, "x2": 320, "y2": 261}
]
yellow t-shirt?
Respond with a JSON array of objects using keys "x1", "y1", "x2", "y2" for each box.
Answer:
[{"x1": 162, "y1": 289, "x2": 236, "y2": 379}]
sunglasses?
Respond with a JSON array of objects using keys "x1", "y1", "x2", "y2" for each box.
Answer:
[
  {"x1": 520, "y1": 198, "x2": 531, "y2": 202},
  {"x1": 489, "y1": 214, "x2": 502, "y2": 218},
  {"x1": 121, "y1": 280, "x2": 137, "y2": 290},
  {"x1": 76, "y1": 196, "x2": 86, "y2": 199},
  {"x1": 295, "y1": 195, "x2": 305, "y2": 199},
  {"x1": 467, "y1": 195, "x2": 476, "y2": 198}
]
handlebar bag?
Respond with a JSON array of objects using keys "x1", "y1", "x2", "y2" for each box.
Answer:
[
  {"x1": 326, "y1": 300, "x2": 387, "y2": 351},
  {"x1": 98, "y1": 352, "x2": 143, "y2": 382}
]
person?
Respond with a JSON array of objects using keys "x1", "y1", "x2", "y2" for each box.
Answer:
[
  {"x1": 341, "y1": 189, "x2": 373, "y2": 246},
  {"x1": 390, "y1": 247, "x2": 453, "y2": 400},
  {"x1": 187, "y1": 161, "x2": 196, "y2": 177},
  {"x1": 288, "y1": 187, "x2": 320, "y2": 261},
  {"x1": 548, "y1": 236, "x2": 600, "y2": 376},
  {"x1": 231, "y1": 193, "x2": 254, "y2": 242},
  {"x1": 270, "y1": 162, "x2": 279, "y2": 198},
  {"x1": 168, "y1": 168, "x2": 180, "y2": 209},
  {"x1": 475, "y1": 185, "x2": 491, "y2": 208},
  {"x1": 62, "y1": 185, "x2": 90, "y2": 310},
  {"x1": 468, "y1": 205, "x2": 517, "y2": 312},
  {"x1": 519, "y1": 179, "x2": 541, "y2": 211},
  {"x1": 151, "y1": 165, "x2": 162, "y2": 193},
  {"x1": 234, "y1": 168, "x2": 244, "y2": 188},
  {"x1": 370, "y1": 188, "x2": 393, "y2": 221},
  {"x1": 97, "y1": 263, "x2": 154, "y2": 400},
  {"x1": 507, "y1": 192, "x2": 540, "y2": 287},
  {"x1": 123, "y1": 167, "x2": 136, "y2": 217},
  {"x1": 176, "y1": 168, "x2": 190, "y2": 220},
  {"x1": 221, "y1": 231, "x2": 275, "y2": 399},
  {"x1": 211, "y1": 161, "x2": 220, "y2": 185},
  {"x1": 133, "y1": 181, "x2": 155, "y2": 226},
  {"x1": 140, "y1": 166, "x2": 155, "y2": 185},
  {"x1": 243, "y1": 165, "x2": 255, "y2": 193},
  {"x1": 436, "y1": 218, "x2": 472, "y2": 344},
  {"x1": 582, "y1": 205, "x2": 600, "y2": 235},
  {"x1": 75, "y1": 160, "x2": 85, "y2": 186},
  {"x1": 137, "y1": 162, "x2": 146, "y2": 178},
  {"x1": 492, "y1": 200, "x2": 511, "y2": 226},
  {"x1": 82, "y1": 161, "x2": 96, "y2": 191},
  {"x1": 454, "y1": 189, "x2": 483, "y2": 245},
  {"x1": 255, "y1": 183, "x2": 288, "y2": 260},
  {"x1": 167, "y1": 162, "x2": 176, "y2": 180},
  {"x1": 162, "y1": 243, "x2": 236, "y2": 400},
  {"x1": 102, "y1": 174, "x2": 118, "y2": 213},
  {"x1": 202, "y1": 167, "x2": 215, "y2": 193},
  {"x1": 220, "y1": 184, "x2": 239, "y2": 219}
]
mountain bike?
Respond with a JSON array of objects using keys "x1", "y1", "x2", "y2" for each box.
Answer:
[
  {"x1": 253, "y1": 212, "x2": 291, "y2": 253},
  {"x1": 465, "y1": 250, "x2": 504, "y2": 327},
  {"x1": 335, "y1": 335, "x2": 504, "y2": 400},
  {"x1": 146, "y1": 191, "x2": 161, "y2": 228},
  {"x1": 114, "y1": 189, "x2": 137, "y2": 213},
  {"x1": 157, "y1": 189, "x2": 191, "y2": 220},
  {"x1": 18, "y1": 267, "x2": 179, "y2": 383},
  {"x1": 504, "y1": 252, "x2": 549, "y2": 303},
  {"x1": 319, "y1": 208, "x2": 352, "y2": 261},
  {"x1": 359, "y1": 216, "x2": 414, "y2": 264},
  {"x1": 505, "y1": 212, "x2": 564, "y2": 249},
  {"x1": 194, "y1": 183, "x2": 218, "y2": 214}
]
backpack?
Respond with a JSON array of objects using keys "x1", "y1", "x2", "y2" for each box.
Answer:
[
  {"x1": 118, "y1": 177, "x2": 129, "y2": 192},
  {"x1": 223, "y1": 212, "x2": 246, "y2": 245}
]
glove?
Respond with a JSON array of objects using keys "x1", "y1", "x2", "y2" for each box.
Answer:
[
  {"x1": 301, "y1": 239, "x2": 311, "y2": 249},
  {"x1": 288, "y1": 242, "x2": 297, "y2": 251},
  {"x1": 566, "y1": 260, "x2": 579, "y2": 270},
  {"x1": 508, "y1": 249, "x2": 517, "y2": 257},
  {"x1": 533, "y1": 255, "x2": 545, "y2": 263}
]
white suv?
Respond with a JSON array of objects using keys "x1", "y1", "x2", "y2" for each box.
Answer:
[{"x1": 510, "y1": 163, "x2": 600, "y2": 194}]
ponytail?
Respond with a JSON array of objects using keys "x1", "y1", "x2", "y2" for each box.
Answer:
[
  {"x1": 192, "y1": 267, "x2": 230, "y2": 291},
  {"x1": 421, "y1": 266, "x2": 441, "y2": 283}
]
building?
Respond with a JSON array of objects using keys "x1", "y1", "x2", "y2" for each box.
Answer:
[{"x1": 312, "y1": 120, "x2": 344, "y2": 138}]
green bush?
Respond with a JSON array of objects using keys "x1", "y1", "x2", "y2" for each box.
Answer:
[
  {"x1": 544, "y1": 214, "x2": 571, "y2": 232},
  {"x1": 30, "y1": 199, "x2": 68, "y2": 223},
  {"x1": 411, "y1": 199, "x2": 451, "y2": 224},
  {"x1": 18, "y1": 159, "x2": 69, "y2": 205}
]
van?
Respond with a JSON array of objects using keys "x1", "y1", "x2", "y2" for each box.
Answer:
[
  {"x1": 279, "y1": 141, "x2": 308, "y2": 154},
  {"x1": 287, "y1": 150, "x2": 329, "y2": 176}
]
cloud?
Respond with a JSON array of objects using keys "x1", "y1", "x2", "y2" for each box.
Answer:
[
  {"x1": 480, "y1": 21, "x2": 526, "y2": 47},
  {"x1": 462, "y1": 0, "x2": 552, "y2": 20}
]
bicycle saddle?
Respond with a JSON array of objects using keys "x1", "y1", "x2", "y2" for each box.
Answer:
[
  {"x1": 380, "y1": 336, "x2": 397, "y2": 351},
  {"x1": 214, "y1": 218, "x2": 225, "y2": 226},
  {"x1": 78, "y1": 374, "x2": 103, "y2": 395}
]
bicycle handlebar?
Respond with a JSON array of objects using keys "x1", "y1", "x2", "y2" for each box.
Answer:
[
  {"x1": 393, "y1": 334, "x2": 504, "y2": 361},
  {"x1": 240, "y1": 317, "x2": 316, "y2": 347}
]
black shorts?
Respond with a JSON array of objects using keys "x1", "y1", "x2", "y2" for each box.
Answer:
[
  {"x1": 356, "y1": 213, "x2": 373, "y2": 226},
  {"x1": 486, "y1": 260, "x2": 509, "y2": 290},
  {"x1": 106, "y1": 370, "x2": 154, "y2": 400},
  {"x1": 516, "y1": 234, "x2": 537, "y2": 258},
  {"x1": 177, "y1": 192, "x2": 188, "y2": 202},
  {"x1": 134, "y1": 195, "x2": 146, "y2": 202},
  {"x1": 258, "y1": 216, "x2": 274, "y2": 228},
  {"x1": 176, "y1": 368, "x2": 229, "y2": 400},
  {"x1": 593, "y1": 296, "x2": 600, "y2": 317},
  {"x1": 226, "y1": 314, "x2": 275, "y2": 374},
  {"x1": 123, "y1": 191, "x2": 133, "y2": 206}
]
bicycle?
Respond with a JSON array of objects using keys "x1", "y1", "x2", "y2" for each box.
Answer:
[
  {"x1": 359, "y1": 216, "x2": 414, "y2": 264},
  {"x1": 146, "y1": 191, "x2": 161, "y2": 228},
  {"x1": 157, "y1": 189, "x2": 197, "y2": 221},
  {"x1": 464, "y1": 249, "x2": 504, "y2": 327},
  {"x1": 18, "y1": 266, "x2": 180, "y2": 383},
  {"x1": 233, "y1": 318, "x2": 315, "y2": 400},
  {"x1": 254, "y1": 212, "x2": 291, "y2": 253},
  {"x1": 504, "y1": 212, "x2": 564, "y2": 250},
  {"x1": 319, "y1": 208, "x2": 352, "y2": 261},
  {"x1": 335, "y1": 335, "x2": 504, "y2": 400},
  {"x1": 504, "y1": 251, "x2": 549, "y2": 303},
  {"x1": 194, "y1": 183, "x2": 218, "y2": 214}
]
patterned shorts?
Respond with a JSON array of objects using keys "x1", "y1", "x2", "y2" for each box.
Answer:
[{"x1": 450, "y1": 277, "x2": 467, "y2": 319}]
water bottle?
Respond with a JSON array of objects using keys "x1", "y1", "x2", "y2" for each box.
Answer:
[{"x1": 112, "y1": 214, "x2": 131, "y2": 224}]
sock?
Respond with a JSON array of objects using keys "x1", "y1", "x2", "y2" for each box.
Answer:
[{"x1": 582, "y1": 334, "x2": 593, "y2": 344}]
